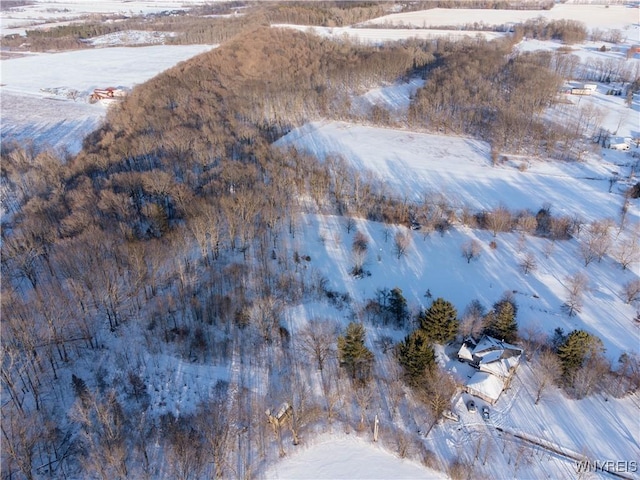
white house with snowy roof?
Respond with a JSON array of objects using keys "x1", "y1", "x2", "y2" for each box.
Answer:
[{"x1": 458, "y1": 335, "x2": 523, "y2": 405}]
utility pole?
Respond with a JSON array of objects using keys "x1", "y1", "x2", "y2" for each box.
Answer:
[{"x1": 373, "y1": 414, "x2": 379, "y2": 442}]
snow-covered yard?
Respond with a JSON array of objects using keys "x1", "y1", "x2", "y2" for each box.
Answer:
[{"x1": 265, "y1": 434, "x2": 445, "y2": 480}]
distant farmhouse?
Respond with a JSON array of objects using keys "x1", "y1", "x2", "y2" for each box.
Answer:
[{"x1": 458, "y1": 335, "x2": 523, "y2": 405}]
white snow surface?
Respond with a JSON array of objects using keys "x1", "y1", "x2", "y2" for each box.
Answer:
[
  {"x1": 265, "y1": 434, "x2": 445, "y2": 479},
  {"x1": 0, "y1": 0, "x2": 208, "y2": 36},
  {"x1": 366, "y1": 4, "x2": 640, "y2": 32},
  {"x1": 276, "y1": 120, "x2": 639, "y2": 224},
  {"x1": 1, "y1": 44, "x2": 215, "y2": 153}
]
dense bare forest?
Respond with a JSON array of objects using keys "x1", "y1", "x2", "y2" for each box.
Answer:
[
  {"x1": 2, "y1": 16, "x2": 639, "y2": 479},
  {"x1": 1, "y1": 27, "x2": 444, "y2": 479}
]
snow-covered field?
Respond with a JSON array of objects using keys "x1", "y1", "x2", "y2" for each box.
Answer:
[
  {"x1": 275, "y1": 211, "x2": 640, "y2": 478},
  {"x1": 366, "y1": 4, "x2": 639, "y2": 32},
  {"x1": 0, "y1": 0, "x2": 208, "y2": 36},
  {"x1": 1, "y1": 44, "x2": 215, "y2": 153},
  {"x1": 265, "y1": 434, "x2": 445, "y2": 480},
  {"x1": 277, "y1": 119, "x2": 638, "y2": 224},
  {"x1": 288, "y1": 210, "x2": 638, "y2": 369},
  {"x1": 430, "y1": 354, "x2": 640, "y2": 479},
  {"x1": 2, "y1": 2, "x2": 639, "y2": 479}
]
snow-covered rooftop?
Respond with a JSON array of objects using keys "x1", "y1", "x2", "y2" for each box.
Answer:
[
  {"x1": 474, "y1": 335, "x2": 522, "y2": 357},
  {"x1": 465, "y1": 371, "x2": 505, "y2": 403},
  {"x1": 479, "y1": 356, "x2": 520, "y2": 379}
]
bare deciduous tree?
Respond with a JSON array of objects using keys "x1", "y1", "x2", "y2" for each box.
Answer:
[
  {"x1": 394, "y1": 231, "x2": 411, "y2": 259},
  {"x1": 459, "y1": 299, "x2": 485, "y2": 338},
  {"x1": 543, "y1": 240, "x2": 555, "y2": 259},
  {"x1": 448, "y1": 458, "x2": 474, "y2": 480},
  {"x1": 321, "y1": 369, "x2": 341, "y2": 424},
  {"x1": 519, "y1": 251, "x2": 537, "y2": 275},
  {"x1": 353, "y1": 383, "x2": 374, "y2": 430},
  {"x1": 1, "y1": 406, "x2": 38, "y2": 480},
  {"x1": 461, "y1": 240, "x2": 481, "y2": 264},
  {"x1": 580, "y1": 219, "x2": 613, "y2": 266},
  {"x1": 72, "y1": 390, "x2": 130, "y2": 480},
  {"x1": 613, "y1": 230, "x2": 640, "y2": 270},
  {"x1": 416, "y1": 368, "x2": 457, "y2": 428},
  {"x1": 345, "y1": 217, "x2": 356, "y2": 234},
  {"x1": 486, "y1": 206, "x2": 512, "y2": 237},
  {"x1": 569, "y1": 355, "x2": 610, "y2": 399},
  {"x1": 516, "y1": 213, "x2": 537, "y2": 235},
  {"x1": 563, "y1": 272, "x2": 589, "y2": 317},
  {"x1": 351, "y1": 230, "x2": 369, "y2": 277},
  {"x1": 163, "y1": 414, "x2": 206, "y2": 480},
  {"x1": 297, "y1": 318, "x2": 338, "y2": 373},
  {"x1": 533, "y1": 350, "x2": 562, "y2": 404},
  {"x1": 251, "y1": 295, "x2": 283, "y2": 343},
  {"x1": 519, "y1": 325, "x2": 547, "y2": 357},
  {"x1": 621, "y1": 279, "x2": 640, "y2": 304}
]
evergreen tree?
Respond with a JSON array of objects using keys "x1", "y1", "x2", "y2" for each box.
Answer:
[
  {"x1": 551, "y1": 327, "x2": 566, "y2": 350},
  {"x1": 337, "y1": 322, "x2": 374, "y2": 384},
  {"x1": 483, "y1": 299, "x2": 518, "y2": 343},
  {"x1": 419, "y1": 297, "x2": 459, "y2": 344},
  {"x1": 72, "y1": 373, "x2": 90, "y2": 408},
  {"x1": 556, "y1": 329, "x2": 604, "y2": 378},
  {"x1": 396, "y1": 329, "x2": 435, "y2": 386},
  {"x1": 387, "y1": 287, "x2": 409, "y2": 328}
]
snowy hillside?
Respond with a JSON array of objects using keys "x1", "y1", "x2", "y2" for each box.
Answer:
[
  {"x1": 277, "y1": 120, "x2": 638, "y2": 223},
  {"x1": 1, "y1": 2, "x2": 639, "y2": 479}
]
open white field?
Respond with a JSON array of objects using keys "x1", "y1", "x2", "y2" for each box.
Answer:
[
  {"x1": 265, "y1": 434, "x2": 445, "y2": 479},
  {"x1": 0, "y1": 0, "x2": 208, "y2": 36},
  {"x1": 0, "y1": 44, "x2": 215, "y2": 153},
  {"x1": 287, "y1": 212, "x2": 638, "y2": 366},
  {"x1": 366, "y1": 4, "x2": 640, "y2": 32},
  {"x1": 278, "y1": 212, "x2": 639, "y2": 478},
  {"x1": 277, "y1": 120, "x2": 638, "y2": 225}
]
